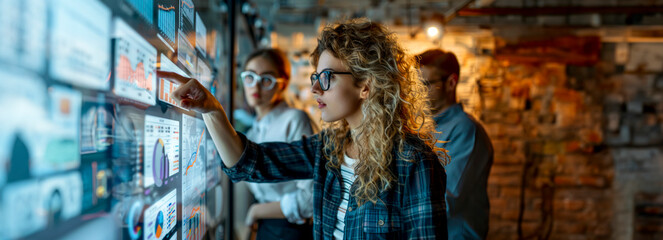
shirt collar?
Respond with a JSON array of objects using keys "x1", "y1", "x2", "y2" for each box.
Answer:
[{"x1": 433, "y1": 103, "x2": 463, "y2": 125}]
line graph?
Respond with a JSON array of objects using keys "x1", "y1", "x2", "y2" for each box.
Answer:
[
  {"x1": 185, "y1": 129, "x2": 205, "y2": 175},
  {"x1": 179, "y1": 0, "x2": 194, "y2": 33},
  {"x1": 178, "y1": 0, "x2": 196, "y2": 72},
  {"x1": 158, "y1": 5, "x2": 175, "y2": 11},
  {"x1": 185, "y1": 206, "x2": 201, "y2": 240},
  {"x1": 181, "y1": 0, "x2": 193, "y2": 11},
  {"x1": 181, "y1": 115, "x2": 207, "y2": 240},
  {"x1": 117, "y1": 55, "x2": 153, "y2": 91},
  {"x1": 157, "y1": 2, "x2": 177, "y2": 47},
  {"x1": 113, "y1": 18, "x2": 157, "y2": 105}
]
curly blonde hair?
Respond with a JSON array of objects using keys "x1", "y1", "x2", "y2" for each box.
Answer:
[{"x1": 310, "y1": 18, "x2": 449, "y2": 206}]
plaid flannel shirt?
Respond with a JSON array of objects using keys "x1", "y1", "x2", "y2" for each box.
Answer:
[{"x1": 222, "y1": 131, "x2": 448, "y2": 239}]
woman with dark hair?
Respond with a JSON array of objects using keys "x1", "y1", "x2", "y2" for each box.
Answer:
[
  {"x1": 238, "y1": 48, "x2": 316, "y2": 240},
  {"x1": 160, "y1": 18, "x2": 449, "y2": 239}
]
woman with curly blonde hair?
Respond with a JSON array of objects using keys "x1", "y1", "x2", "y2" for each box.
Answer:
[{"x1": 160, "y1": 18, "x2": 449, "y2": 239}]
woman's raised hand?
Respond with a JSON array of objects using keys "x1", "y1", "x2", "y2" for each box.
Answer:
[
  {"x1": 158, "y1": 71, "x2": 243, "y2": 168},
  {"x1": 157, "y1": 71, "x2": 222, "y2": 113}
]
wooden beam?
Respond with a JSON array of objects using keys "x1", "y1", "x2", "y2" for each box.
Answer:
[{"x1": 458, "y1": 6, "x2": 663, "y2": 16}]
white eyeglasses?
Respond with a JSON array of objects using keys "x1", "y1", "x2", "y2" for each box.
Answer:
[{"x1": 240, "y1": 71, "x2": 282, "y2": 90}]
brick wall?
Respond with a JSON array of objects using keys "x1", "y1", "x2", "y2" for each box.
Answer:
[
  {"x1": 460, "y1": 41, "x2": 663, "y2": 240},
  {"x1": 474, "y1": 61, "x2": 612, "y2": 239}
]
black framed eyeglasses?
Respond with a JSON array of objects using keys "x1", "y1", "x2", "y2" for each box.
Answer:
[
  {"x1": 310, "y1": 70, "x2": 352, "y2": 91},
  {"x1": 240, "y1": 71, "x2": 282, "y2": 90},
  {"x1": 423, "y1": 75, "x2": 451, "y2": 86}
]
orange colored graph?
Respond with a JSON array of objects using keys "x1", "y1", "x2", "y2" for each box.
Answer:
[
  {"x1": 181, "y1": 0, "x2": 193, "y2": 9},
  {"x1": 117, "y1": 55, "x2": 153, "y2": 91},
  {"x1": 185, "y1": 129, "x2": 205, "y2": 175},
  {"x1": 188, "y1": 206, "x2": 200, "y2": 219},
  {"x1": 158, "y1": 4, "x2": 175, "y2": 11},
  {"x1": 159, "y1": 78, "x2": 180, "y2": 106},
  {"x1": 186, "y1": 206, "x2": 203, "y2": 240}
]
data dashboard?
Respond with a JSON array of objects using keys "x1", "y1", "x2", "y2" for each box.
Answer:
[{"x1": 0, "y1": 0, "x2": 224, "y2": 239}]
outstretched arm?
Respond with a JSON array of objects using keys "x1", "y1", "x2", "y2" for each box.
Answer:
[{"x1": 159, "y1": 71, "x2": 243, "y2": 168}]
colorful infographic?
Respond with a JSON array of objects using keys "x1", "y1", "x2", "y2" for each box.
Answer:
[
  {"x1": 158, "y1": 53, "x2": 189, "y2": 108},
  {"x1": 144, "y1": 115, "x2": 180, "y2": 188},
  {"x1": 181, "y1": 115, "x2": 206, "y2": 240},
  {"x1": 178, "y1": 0, "x2": 196, "y2": 73},
  {"x1": 113, "y1": 18, "x2": 157, "y2": 106},
  {"x1": 143, "y1": 190, "x2": 177, "y2": 240},
  {"x1": 157, "y1": 0, "x2": 178, "y2": 50}
]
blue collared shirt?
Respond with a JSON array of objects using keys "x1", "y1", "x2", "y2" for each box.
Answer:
[
  {"x1": 222, "y1": 131, "x2": 449, "y2": 239},
  {"x1": 433, "y1": 104, "x2": 493, "y2": 239}
]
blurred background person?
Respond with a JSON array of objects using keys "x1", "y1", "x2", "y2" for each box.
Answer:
[
  {"x1": 235, "y1": 48, "x2": 316, "y2": 240},
  {"x1": 418, "y1": 49, "x2": 494, "y2": 240}
]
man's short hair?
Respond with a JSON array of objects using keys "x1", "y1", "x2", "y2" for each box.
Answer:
[{"x1": 417, "y1": 49, "x2": 460, "y2": 78}]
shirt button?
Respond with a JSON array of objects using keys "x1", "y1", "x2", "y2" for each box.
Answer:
[
  {"x1": 348, "y1": 207, "x2": 352, "y2": 212},
  {"x1": 378, "y1": 220, "x2": 384, "y2": 226}
]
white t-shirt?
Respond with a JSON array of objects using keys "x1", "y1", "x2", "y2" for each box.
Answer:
[{"x1": 333, "y1": 154, "x2": 357, "y2": 240}]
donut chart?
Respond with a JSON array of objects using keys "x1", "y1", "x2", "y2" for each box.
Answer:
[
  {"x1": 152, "y1": 138, "x2": 169, "y2": 187},
  {"x1": 144, "y1": 115, "x2": 180, "y2": 188},
  {"x1": 127, "y1": 201, "x2": 143, "y2": 240}
]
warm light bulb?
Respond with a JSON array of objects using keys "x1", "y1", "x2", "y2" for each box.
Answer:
[{"x1": 427, "y1": 26, "x2": 439, "y2": 38}]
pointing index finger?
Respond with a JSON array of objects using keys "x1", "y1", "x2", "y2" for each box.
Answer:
[{"x1": 157, "y1": 70, "x2": 193, "y2": 84}]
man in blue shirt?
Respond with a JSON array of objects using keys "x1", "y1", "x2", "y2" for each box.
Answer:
[{"x1": 418, "y1": 49, "x2": 494, "y2": 239}]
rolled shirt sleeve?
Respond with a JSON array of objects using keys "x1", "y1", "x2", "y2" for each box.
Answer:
[
  {"x1": 278, "y1": 107, "x2": 316, "y2": 224},
  {"x1": 279, "y1": 180, "x2": 314, "y2": 224}
]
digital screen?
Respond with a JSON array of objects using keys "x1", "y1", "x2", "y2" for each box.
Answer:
[
  {"x1": 126, "y1": 0, "x2": 154, "y2": 25},
  {"x1": 195, "y1": 13, "x2": 207, "y2": 57},
  {"x1": 0, "y1": 68, "x2": 45, "y2": 188},
  {"x1": 31, "y1": 86, "x2": 82, "y2": 176},
  {"x1": 0, "y1": 0, "x2": 224, "y2": 238},
  {"x1": 178, "y1": 0, "x2": 197, "y2": 73},
  {"x1": 126, "y1": 199, "x2": 145, "y2": 240},
  {"x1": 113, "y1": 18, "x2": 158, "y2": 106},
  {"x1": 158, "y1": 53, "x2": 189, "y2": 108},
  {"x1": 143, "y1": 189, "x2": 177, "y2": 240},
  {"x1": 81, "y1": 96, "x2": 114, "y2": 154},
  {"x1": 196, "y1": 60, "x2": 213, "y2": 90},
  {"x1": 206, "y1": 185, "x2": 223, "y2": 223},
  {"x1": 0, "y1": 0, "x2": 47, "y2": 72},
  {"x1": 0, "y1": 170, "x2": 84, "y2": 239},
  {"x1": 206, "y1": 137, "x2": 221, "y2": 191},
  {"x1": 178, "y1": 33, "x2": 197, "y2": 74},
  {"x1": 157, "y1": 0, "x2": 178, "y2": 51},
  {"x1": 80, "y1": 159, "x2": 111, "y2": 210},
  {"x1": 181, "y1": 115, "x2": 207, "y2": 240},
  {"x1": 50, "y1": 0, "x2": 111, "y2": 90},
  {"x1": 143, "y1": 115, "x2": 180, "y2": 188},
  {"x1": 1, "y1": 180, "x2": 43, "y2": 238},
  {"x1": 38, "y1": 172, "x2": 84, "y2": 226}
]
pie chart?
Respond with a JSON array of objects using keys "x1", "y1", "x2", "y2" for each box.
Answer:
[
  {"x1": 155, "y1": 210, "x2": 164, "y2": 238},
  {"x1": 127, "y1": 201, "x2": 143, "y2": 240},
  {"x1": 152, "y1": 138, "x2": 169, "y2": 187}
]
